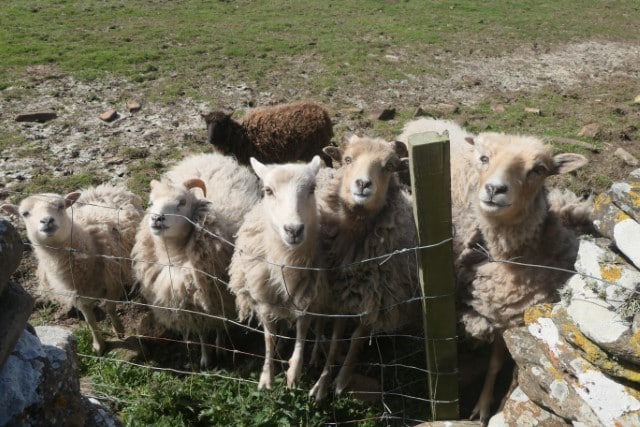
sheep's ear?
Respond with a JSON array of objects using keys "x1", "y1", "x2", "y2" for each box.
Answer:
[
  {"x1": 63, "y1": 192, "x2": 81, "y2": 208},
  {"x1": 323, "y1": 146, "x2": 343, "y2": 164},
  {"x1": 552, "y1": 153, "x2": 588, "y2": 175},
  {"x1": 309, "y1": 155, "x2": 322, "y2": 175},
  {"x1": 392, "y1": 140, "x2": 409, "y2": 158},
  {"x1": 1, "y1": 203, "x2": 19, "y2": 217},
  {"x1": 341, "y1": 132, "x2": 354, "y2": 145},
  {"x1": 150, "y1": 179, "x2": 160, "y2": 190},
  {"x1": 386, "y1": 156, "x2": 409, "y2": 173},
  {"x1": 250, "y1": 157, "x2": 268, "y2": 180}
]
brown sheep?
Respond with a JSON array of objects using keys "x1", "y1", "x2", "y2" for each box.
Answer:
[
  {"x1": 400, "y1": 118, "x2": 591, "y2": 424},
  {"x1": 201, "y1": 101, "x2": 333, "y2": 165},
  {"x1": 308, "y1": 135, "x2": 420, "y2": 402}
]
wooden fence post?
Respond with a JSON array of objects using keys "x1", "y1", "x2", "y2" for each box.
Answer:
[{"x1": 408, "y1": 131, "x2": 459, "y2": 420}]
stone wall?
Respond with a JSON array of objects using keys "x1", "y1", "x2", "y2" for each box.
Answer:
[
  {"x1": 0, "y1": 217, "x2": 121, "y2": 426},
  {"x1": 490, "y1": 169, "x2": 640, "y2": 426}
]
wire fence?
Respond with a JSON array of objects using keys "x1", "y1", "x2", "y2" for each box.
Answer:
[{"x1": 3, "y1": 188, "x2": 636, "y2": 425}]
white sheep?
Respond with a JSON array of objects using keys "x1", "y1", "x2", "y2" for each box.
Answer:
[
  {"x1": 227, "y1": 155, "x2": 323, "y2": 390},
  {"x1": 131, "y1": 152, "x2": 261, "y2": 369},
  {"x1": 1, "y1": 184, "x2": 143, "y2": 355},
  {"x1": 201, "y1": 101, "x2": 333, "y2": 166},
  {"x1": 308, "y1": 135, "x2": 420, "y2": 402},
  {"x1": 399, "y1": 118, "x2": 590, "y2": 423}
]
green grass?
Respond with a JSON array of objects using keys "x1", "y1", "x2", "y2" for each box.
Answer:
[
  {"x1": 1, "y1": 1, "x2": 638, "y2": 99},
  {"x1": 74, "y1": 327, "x2": 379, "y2": 426}
]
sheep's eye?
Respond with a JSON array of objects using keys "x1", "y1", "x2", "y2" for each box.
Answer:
[
  {"x1": 21, "y1": 211, "x2": 30, "y2": 218},
  {"x1": 309, "y1": 184, "x2": 316, "y2": 195},
  {"x1": 528, "y1": 165, "x2": 547, "y2": 177},
  {"x1": 264, "y1": 187, "x2": 273, "y2": 196},
  {"x1": 177, "y1": 199, "x2": 186, "y2": 207},
  {"x1": 344, "y1": 156, "x2": 352, "y2": 165},
  {"x1": 479, "y1": 155, "x2": 490, "y2": 164}
]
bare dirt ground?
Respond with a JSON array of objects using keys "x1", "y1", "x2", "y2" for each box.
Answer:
[{"x1": 1, "y1": 39, "x2": 639, "y2": 416}]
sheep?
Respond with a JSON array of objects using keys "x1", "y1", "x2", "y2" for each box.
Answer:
[
  {"x1": 201, "y1": 101, "x2": 333, "y2": 166},
  {"x1": 131, "y1": 152, "x2": 261, "y2": 370},
  {"x1": 308, "y1": 135, "x2": 420, "y2": 402},
  {"x1": 227, "y1": 155, "x2": 323, "y2": 390},
  {"x1": 399, "y1": 117, "x2": 590, "y2": 424},
  {"x1": 1, "y1": 184, "x2": 143, "y2": 355}
]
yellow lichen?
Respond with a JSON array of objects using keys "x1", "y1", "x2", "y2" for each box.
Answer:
[
  {"x1": 593, "y1": 193, "x2": 611, "y2": 213},
  {"x1": 630, "y1": 331, "x2": 640, "y2": 355},
  {"x1": 601, "y1": 265, "x2": 622, "y2": 282},
  {"x1": 616, "y1": 209, "x2": 631, "y2": 223},
  {"x1": 556, "y1": 308, "x2": 640, "y2": 383},
  {"x1": 523, "y1": 304, "x2": 553, "y2": 325}
]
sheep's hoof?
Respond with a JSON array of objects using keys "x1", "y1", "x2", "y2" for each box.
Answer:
[
  {"x1": 333, "y1": 371, "x2": 352, "y2": 396},
  {"x1": 258, "y1": 373, "x2": 272, "y2": 390},
  {"x1": 93, "y1": 340, "x2": 106, "y2": 356},
  {"x1": 469, "y1": 402, "x2": 490, "y2": 426},
  {"x1": 309, "y1": 378, "x2": 329, "y2": 403}
]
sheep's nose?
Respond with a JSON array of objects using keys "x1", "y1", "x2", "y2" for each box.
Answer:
[
  {"x1": 151, "y1": 213, "x2": 165, "y2": 223},
  {"x1": 40, "y1": 216, "x2": 54, "y2": 226},
  {"x1": 355, "y1": 179, "x2": 371, "y2": 190},
  {"x1": 284, "y1": 224, "x2": 304, "y2": 240},
  {"x1": 485, "y1": 183, "x2": 508, "y2": 197}
]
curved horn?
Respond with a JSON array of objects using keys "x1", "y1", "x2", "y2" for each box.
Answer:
[{"x1": 183, "y1": 178, "x2": 207, "y2": 198}]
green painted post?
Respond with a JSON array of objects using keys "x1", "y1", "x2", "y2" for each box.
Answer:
[{"x1": 408, "y1": 131, "x2": 459, "y2": 420}]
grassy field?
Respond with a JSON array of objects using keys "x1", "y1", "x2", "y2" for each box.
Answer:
[{"x1": 3, "y1": 0, "x2": 640, "y2": 425}]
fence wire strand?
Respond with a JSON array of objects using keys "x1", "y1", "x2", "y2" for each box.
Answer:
[{"x1": 4, "y1": 187, "x2": 636, "y2": 424}]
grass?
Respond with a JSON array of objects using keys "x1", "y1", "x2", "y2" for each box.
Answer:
[
  {"x1": 74, "y1": 327, "x2": 380, "y2": 426},
  {"x1": 2, "y1": 1, "x2": 639, "y2": 101}
]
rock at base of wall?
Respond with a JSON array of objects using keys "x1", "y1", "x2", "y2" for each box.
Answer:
[
  {"x1": 488, "y1": 386, "x2": 570, "y2": 426},
  {"x1": 504, "y1": 306, "x2": 640, "y2": 426},
  {"x1": 0, "y1": 326, "x2": 121, "y2": 427}
]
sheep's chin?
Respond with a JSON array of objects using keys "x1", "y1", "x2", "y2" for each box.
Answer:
[
  {"x1": 478, "y1": 200, "x2": 511, "y2": 216},
  {"x1": 38, "y1": 225, "x2": 59, "y2": 236},
  {"x1": 350, "y1": 193, "x2": 372, "y2": 206},
  {"x1": 280, "y1": 233, "x2": 306, "y2": 248},
  {"x1": 149, "y1": 225, "x2": 168, "y2": 236}
]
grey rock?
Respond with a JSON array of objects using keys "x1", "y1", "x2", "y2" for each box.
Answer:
[
  {"x1": 0, "y1": 282, "x2": 34, "y2": 369},
  {"x1": 610, "y1": 178, "x2": 640, "y2": 223},
  {"x1": 489, "y1": 387, "x2": 570, "y2": 426},
  {"x1": 505, "y1": 316, "x2": 640, "y2": 426},
  {"x1": 615, "y1": 147, "x2": 640, "y2": 167},
  {"x1": 0, "y1": 217, "x2": 24, "y2": 295},
  {"x1": 562, "y1": 238, "x2": 640, "y2": 364},
  {"x1": 15, "y1": 111, "x2": 57, "y2": 123}
]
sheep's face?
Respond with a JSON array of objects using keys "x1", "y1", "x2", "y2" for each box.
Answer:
[
  {"x1": 202, "y1": 110, "x2": 233, "y2": 151},
  {"x1": 325, "y1": 136, "x2": 408, "y2": 214},
  {"x1": 469, "y1": 133, "x2": 587, "y2": 222},
  {"x1": 146, "y1": 179, "x2": 206, "y2": 239},
  {"x1": 1, "y1": 193, "x2": 80, "y2": 246},
  {"x1": 250, "y1": 156, "x2": 322, "y2": 247}
]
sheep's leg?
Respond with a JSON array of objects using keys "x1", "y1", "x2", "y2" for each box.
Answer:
[
  {"x1": 198, "y1": 331, "x2": 212, "y2": 371},
  {"x1": 286, "y1": 315, "x2": 311, "y2": 389},
  {"x1": 334, "y1": 323, "x2": 368, "y2": 396},
  {"x1": 258, "y1": 319, "x2": 277, "y2": 390},
  {"x1": 309, "y1": 317, "x2": 326, "y2": 367},
  {"x1": 77, "y1": 299, "x2": 106, "y2": 356},
  {"x1": 309, "y1": 317, "x2": 346, "y2": 402},
  {"x1": 105, "y1": 301, "x2": 124, "y2": 339},
  {"x1": 470, "y1": 333, "x2": 506, "y2": 425},
  {"x1": 215, "y1": 326, "x2": 226, "y2": 361}
]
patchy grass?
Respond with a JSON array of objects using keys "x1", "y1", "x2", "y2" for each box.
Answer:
[
  {"x1": 1, "y1": 1, "x2": 639, "y2": 99},
  {"x1": 74, "y1": 327, "x2": 379, "y2": 426}
]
